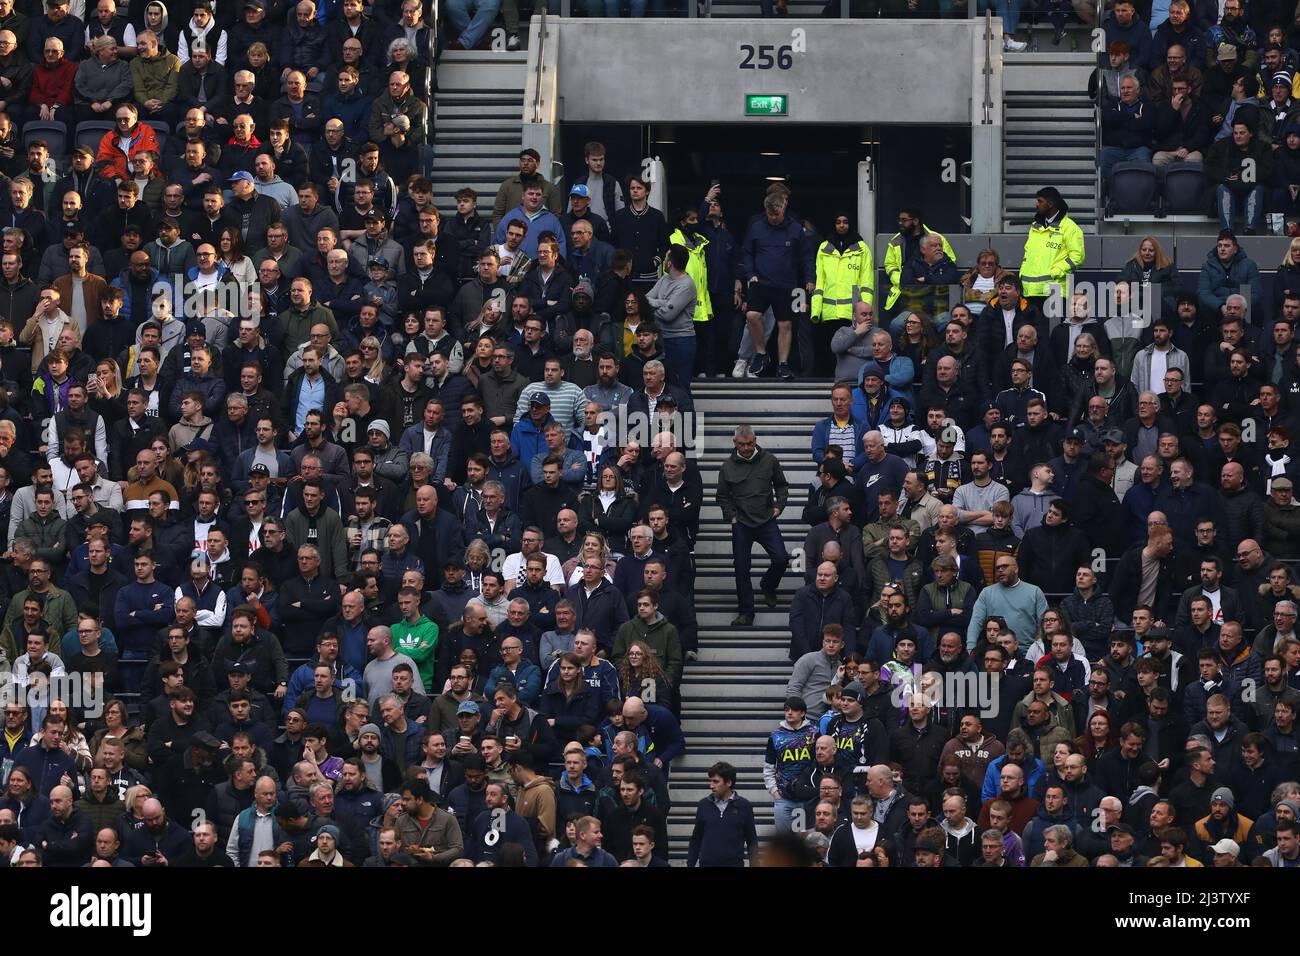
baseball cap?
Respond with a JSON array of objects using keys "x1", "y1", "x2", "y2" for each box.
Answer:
[
  {"x1": 570, "y1": 184, "x2": 590, "y2": 198},
  {"x1": 1102, "y1": 428, "x2": 1125, "y2": 444},
  {"x1": 185, "y1": 319, "x2": 207, "y2": 336},
  {"x1": 249, "y1": 463, "x2": 270, "y2": 477},
  {"x1": 1064, "y1": 427, "x2": 1085, "y2": 442},
  {"x1": 1209, "y1": 838, "x2": 1240, "y2": 858},
  {"x1": 367, "y1": 255, "x2": 390, "y2": 269},
  {"x1": 364, "y1": 210, "x2": 386, "y2": 223},
  {"x1": 191, "y1": 731, "x2": 222, "y2": 751},
  {"x1": 227, "y1": 661, "x2": 252, "y2": 675},
  {"x1": 457, "y1": 700, "x2": 480, "y2": 715},
  {"x1": 529, "y1": 392, "x2": 551, "y2": 408},
  {"x1": 1273, "y1": 477, "x2": 1293, "y2": 490},
  {"x1": 62, "y1": 221, "x2": 84, "y2": 237},
  {"x1": 367, "y1": 419, "x2": 390, "y2": 438},
  {"x1": 839, "y1": 681, "x2": 864, "y2": 702},
  {"x1": 227, "y1": 170, "x2": 254, "y2": 184},
  {"x1": 244, "y1": 0, "x2": 266, "y2": 9},
  {"x1": 1107, "y1": 822, "x2": 1135, "y2": 835}
]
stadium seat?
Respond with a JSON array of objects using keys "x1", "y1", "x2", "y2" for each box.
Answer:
[
  {"x1": 74, "y1": 120, "x2": 114, "y2": 154},
  {"x1": 21, "y1": 122, "x2": 65, "y2": 159},
  {"x1": 1107, "y1": 161, "x2": 1157, "y2": 214},
  {"x1": 1161, "y1": 162, "x2": 1207, "y2": 215}
]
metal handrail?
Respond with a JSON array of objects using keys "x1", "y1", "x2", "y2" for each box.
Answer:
[
  {"x1": 982, "y1": 8, "x2": 993, "y2": 124},
  {"x1": 531, "y1": 5, "x2": 549, "y2": 125},
  {"x1": 426, "y1": 0, "x2": 438, "y2": 153},
  {"x1": 1094, "y1": 0, "x2": 1103, "y2": 225}
]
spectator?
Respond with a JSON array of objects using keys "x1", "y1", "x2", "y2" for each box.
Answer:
[
  {"x1": 1197, "y1": 230, "x2": 1262, "y2": 320},
  {"x1": 128, "y1": 29, "x2": 178, "y2": 128},
  {"x1": 492, "y1": 149, "x2": 562, "y2": 230},
  {"x1": 1090, "y1": 40, "x2": 1143, "y2": 109},
  {"x1": 1206, "y1": 120, "x2": 1272, "y2": 232}
]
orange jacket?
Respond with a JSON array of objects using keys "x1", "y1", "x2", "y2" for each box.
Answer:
[{"x1": 95, "y1": 122, "x2": 160, "y2": 181}]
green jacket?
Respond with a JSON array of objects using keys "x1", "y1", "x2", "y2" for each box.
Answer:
[
  {"x1": 612, "y1": 613, "x2": 683, "y2": 689},
  {"x1": 716, "y1": 446, "x2": 789, "y2": 529},
  {"x1": 391, "y1": 616, "x2": 439, "y2": 690},
  {"x1": 667, "y1": 227, "x2": 712, "y2": 323},
  {"x1": 812, "y1": 238, "x2": 874, "y2": 320},
  {"x1": 129, "y1": 51, "x2": 179, "y2": 107},
  {"x1": 14, "y1": 511, "x2": 67, "y2": 566},
  {"x1": 3, "y1": 586, "x2": 78, "y2": 651},
  {"x1": 884, "y1": 227, "x2": 954, "y2": 309},
  {"x1": 282, "y1": 303, "x2": 340, "y2": 355}
]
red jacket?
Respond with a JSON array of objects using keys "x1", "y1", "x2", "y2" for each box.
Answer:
[
  {"x1": 95, "y1": 122, "x2": 160, "y2": 182},
  {"x1": 28, "y1": 56, "x2": 76, "y2": 108}
]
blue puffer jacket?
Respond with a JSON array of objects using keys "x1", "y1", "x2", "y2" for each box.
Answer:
[
  {"x1": 1197, "y1": 246, "x2": 1263, "y2": 321},
  {"x1": 485, "y1": 659, "x2": 544, "y2": 707},
  {"x1": 510, "y1": 414, "x2": 553, "y2": 468}
]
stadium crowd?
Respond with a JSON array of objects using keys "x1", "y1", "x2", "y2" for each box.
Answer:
[{"x1": 0, "y1": 0, "x2": 1293, "y2": 872}]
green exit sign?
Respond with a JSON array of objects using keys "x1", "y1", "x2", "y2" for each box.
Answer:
[{"x1": 745, "y1": 94, "x2": 788, "y2": 116}]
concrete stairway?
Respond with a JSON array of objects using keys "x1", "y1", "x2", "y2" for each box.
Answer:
[
  {"x1": 1001, "y1": 51, "x2": 1099, "y2": 233},
  {"x1": 429, "y1": 50, "x2": 528, "y2": 212},
  {"x1": 665, "y1": 380, "x2": 829, "y2": 863}
]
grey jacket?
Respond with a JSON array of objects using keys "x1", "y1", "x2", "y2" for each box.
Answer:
[
  {"x1": 1128, "y1": 343, "x2": 1190, "y2": 394},
  {"x1": 830, "y1": 324, "x2": 873, "y2": 384},
  {"x1": 74, "y1": 58, "x2": 133, "y2": 104},
  {"x1": 646, "y1": 272, "x2": 697, "y2": 338},
  {"x1": 785, "y1": 649, "x2": 840, "y2": 718}
]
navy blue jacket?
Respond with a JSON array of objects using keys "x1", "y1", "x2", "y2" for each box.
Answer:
[
  {"x1": 16, "y1": 743, "x2": 80, "y2": 798},
  {"x1": 687, "y1": 794, "x2": 758, "y2": 867},
  {"x1": 741, "y1": 213, "x2": 814, "y2": 289},
  {"x1": 469, "y1": 807, "x2": 538, "y2": 865},
  {"x1": 113, "y1": 580, "x2": 175, "y2": 654}
]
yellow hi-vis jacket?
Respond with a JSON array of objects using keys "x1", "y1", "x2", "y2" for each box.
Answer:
[
  {"x1": 1021, "y1": 214, "x2": 1085, "y2": 298},
  {"x1": 811, "y1": 239, "x2": 874, "y2": 321},
  {"x1": 667, "y1": 228, "x2": 712, "y2": 323},
  {"x1": 883, "y1": 227, "x2": 954, "y2": 310}
]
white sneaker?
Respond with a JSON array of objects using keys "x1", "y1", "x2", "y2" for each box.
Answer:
[
  {"x1": 1003, "y1": 35, "x2": 1027, "y2": 52},
  {"x1": 731, "y1": 358, "x2": 748, "y2": 378}
]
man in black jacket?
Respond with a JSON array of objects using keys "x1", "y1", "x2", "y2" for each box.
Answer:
[
  {"x1": 277, "y1": 544, "x2": 340, "y2": 657},
  {"x1": 225, "y1": 170, "x2": 280, "y2": 253}
]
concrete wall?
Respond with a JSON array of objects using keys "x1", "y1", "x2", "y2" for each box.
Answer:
[{"x1": 551, "y1": 19, "x2": 977, "y2": 125}]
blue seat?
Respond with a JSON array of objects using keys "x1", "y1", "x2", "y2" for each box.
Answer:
[
  {"x1": 74, "y1": 120, "x2": 113, "y2": 155},
  {"x1": 1108, "y1": 161, "x2": 1158, "y2": 214},
  {"x1": 1161, "y1": 162, "x2": 1207, "y2": 215},
  {"x1": 21, "y1": 121, "x2": 65, "y2": 159}
]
